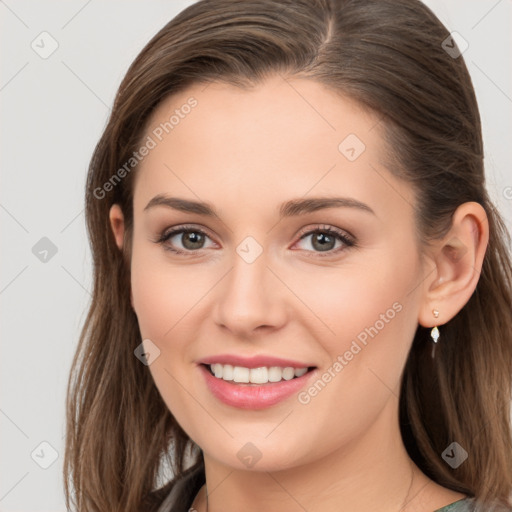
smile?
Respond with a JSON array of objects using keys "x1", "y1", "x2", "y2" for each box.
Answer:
[
  {"x1": 198, "y1": 359, "x2": 317, "y2": 409},
  {"x1": 207, "y1": 364, "x2": 309, "y2": 384}
]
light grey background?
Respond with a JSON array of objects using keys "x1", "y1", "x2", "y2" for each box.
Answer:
[{"x1": 1, "y1": 1, "x2": 511, "y2": 510}]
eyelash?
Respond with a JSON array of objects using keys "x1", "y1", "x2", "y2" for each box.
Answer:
[{"x1": 153, "y1": 224, "x2": 356, "y2": 258}]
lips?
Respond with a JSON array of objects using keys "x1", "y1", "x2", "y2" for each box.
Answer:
[{"x1": 197, "y1": 354, "x2": 317, "y2": 409}]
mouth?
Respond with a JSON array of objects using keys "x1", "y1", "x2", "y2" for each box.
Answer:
[
  {"x1": 202, "y1": 363, "x2": 316, "y2": 385},
  {"x1": 198, "y1": 358, "x2": 318, "y2": 409}
]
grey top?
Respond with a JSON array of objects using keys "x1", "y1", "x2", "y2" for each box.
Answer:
[{"x1": 155, "y1": 466, "x2": 509, "y2": 512}]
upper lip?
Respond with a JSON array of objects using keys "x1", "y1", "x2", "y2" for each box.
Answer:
[{"x1": 199, "y1": 354, "x2": 315, "y2": 369}]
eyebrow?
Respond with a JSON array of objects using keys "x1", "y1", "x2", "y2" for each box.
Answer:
[{"x1": 143, "y1": 194, "x2": 375, "y2": 218}]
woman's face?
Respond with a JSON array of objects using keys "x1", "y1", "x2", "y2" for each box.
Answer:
[{"x1": 125, "y1": 75, "x2": 428, "y2": 471}]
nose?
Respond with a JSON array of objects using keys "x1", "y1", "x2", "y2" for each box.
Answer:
[{"x1": 212, "y1": 246, "x2": 288, "y2": 338}]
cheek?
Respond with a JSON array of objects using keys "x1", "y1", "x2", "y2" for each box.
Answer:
[
  {"x1": 289, "y1": 250, "x2": 418, "y2": 348},
  {"x1": 129, "y1": 240, "x2": 223, "y2": 414},
  {"x1": 289, "y1": 245, "x2": 421, "y2": 400},
  {"x1": 130, "y1": 238, "x2": 213, "y2": 342},
  {"x1": 129, "y1": 243, "x2": 208, "y2": 433},
  {"x1": 130, "y1": 263, "x2": 177, "y2": 342},
  {"x1": 286, "y1": 252, "x2": 421, "y2": 453}
]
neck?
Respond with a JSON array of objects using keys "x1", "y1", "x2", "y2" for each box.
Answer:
[{"x1": 192, "y1": 397, "x2": 441, "y2": 512}]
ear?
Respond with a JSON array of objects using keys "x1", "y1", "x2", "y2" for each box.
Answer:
[
  {"x1": 418, "y1": 201, "x2": 489, "y2": 328},
  {"x1": 109, "y1": 204, "x2": 135, "y2": 308},
  {"x1": 109, "y1": 204, "x2": 125, "y2": 250}
]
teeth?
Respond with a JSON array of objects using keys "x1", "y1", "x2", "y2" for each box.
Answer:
[
  {"x1": 222, "y1": 364, "x2": 233, "y2": 381},
  {"x1": 209, "y1": 364, "x2": 309, "y2": 384},
  {"x1": 233, "y1": 366, "x2": 249, "y2": 383},
  {"x1": 213, "y1": 363, "x2": 223, "y2": 378},
  {"x1": 268, "y1": 366, "x2": 282, "y2": 382},
  {"x1": 250, "y1": 367, "x2": 268, "y2": 384}
]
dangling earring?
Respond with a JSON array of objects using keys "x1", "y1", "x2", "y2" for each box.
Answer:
[{"x1": 431, "y1": 309, "x2": 440, "y2": 358}]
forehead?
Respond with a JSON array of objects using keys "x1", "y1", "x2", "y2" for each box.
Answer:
[{"x1": 132, "y1": 75, "x2": 414, "y2": 221}]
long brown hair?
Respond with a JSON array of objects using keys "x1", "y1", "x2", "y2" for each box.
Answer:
[{"x1": 63, "y1": 1, "x2": 512, "y2": 510}]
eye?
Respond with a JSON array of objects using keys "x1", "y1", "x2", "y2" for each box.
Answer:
[
  {"x1": 292, "y1": 225, "x2": 355, "y2": 256},
  {"x1": 153, "y1": 224, "x2": 216, "y2": 255},
  {"x1": 153, "y1": 223, "x2": 356, "y2": 257}
]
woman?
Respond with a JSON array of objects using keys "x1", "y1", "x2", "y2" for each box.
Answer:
[{"x1": 63, "y1": 1, "x2": 512, "y2": 511}]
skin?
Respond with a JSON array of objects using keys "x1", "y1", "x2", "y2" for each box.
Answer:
[{"x1": 109, "y1": 75, "x2": 488, "y2": 512}]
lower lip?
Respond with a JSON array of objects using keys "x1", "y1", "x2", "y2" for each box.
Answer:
[{"x1": 199, "y1": 364, "x2": 316, "y2": 410}]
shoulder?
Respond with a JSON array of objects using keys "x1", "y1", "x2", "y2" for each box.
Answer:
[{"x1": 143, "y1": 464, "x2": 205, "y2": 512}]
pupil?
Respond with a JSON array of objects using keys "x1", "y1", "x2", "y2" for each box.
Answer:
[
  {"x1": 313, "y1": 232, "x2": 334, "y2": 252},
  {"x1": 183, "y1": 231, "x2": 204, "y2": 249}
]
